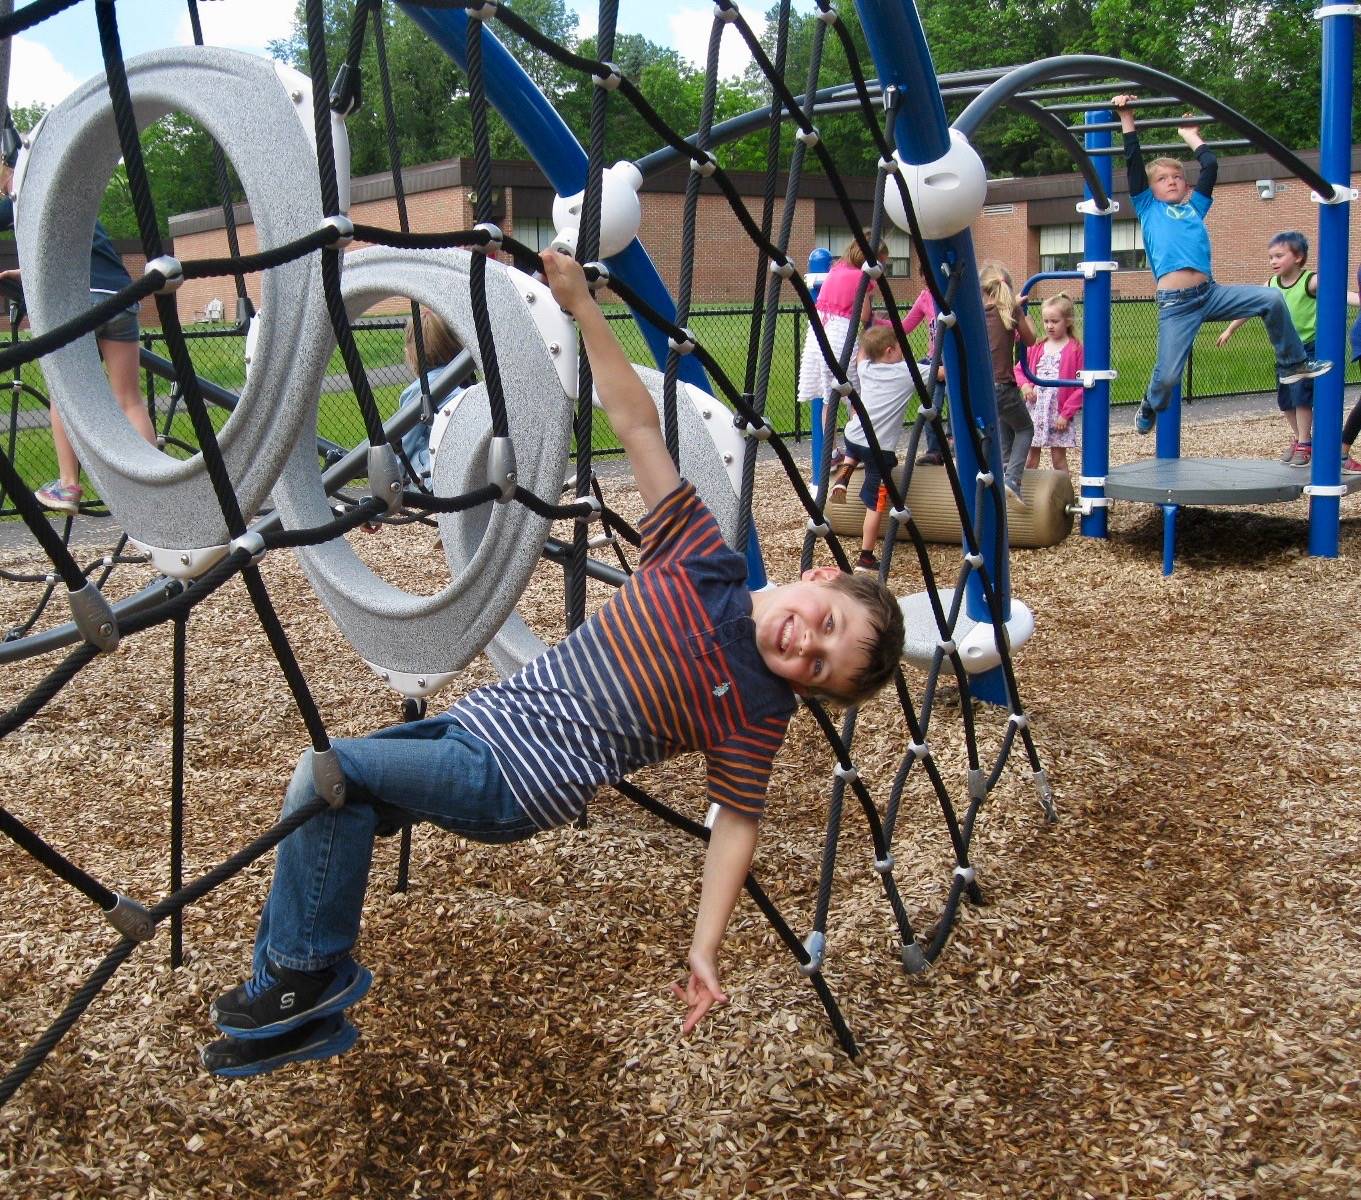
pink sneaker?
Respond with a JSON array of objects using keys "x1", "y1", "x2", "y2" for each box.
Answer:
[
  {"x1": 34, "y1": 480, "x2": 82, "y2": 515},
  {"x1": 1342, "y1": 456, "x2": 1361, "y2": 476}
]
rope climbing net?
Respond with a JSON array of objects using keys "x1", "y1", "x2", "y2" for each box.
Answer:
[{"x1": 0, "y1": 0, "x2": 1056, "y2": 1108}]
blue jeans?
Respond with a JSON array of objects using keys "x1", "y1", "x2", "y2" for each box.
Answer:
[
  {"x1": 1147, "y1": 280, "x2": 1307, "y2": 412},
  {"x1": 252, "y1": 716, "x2": 538, "y2": 975}
]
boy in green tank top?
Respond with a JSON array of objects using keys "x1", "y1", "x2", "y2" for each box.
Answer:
[{"x1": 1216, "y1": 231, "x2": 1337, "y2": 467}]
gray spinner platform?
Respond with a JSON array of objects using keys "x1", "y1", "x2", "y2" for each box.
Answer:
[{"x1": 1105, "y1": 457, "x2": 1361, "y2": 507}]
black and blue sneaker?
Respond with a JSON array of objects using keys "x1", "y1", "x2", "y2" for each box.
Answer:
[
  {"x1": 201, "y1": 1014, "x2": 358, "y2": 1078},
  {"x1": 1133, "y1": 400, "x2": 1156, "y2": 435},
  {"x1": 211, "y1": 957, "x2": 372, "y2": 1040},
  {"x1": 1278, "y1": 359, "x2": 1332, "y2": 385}
]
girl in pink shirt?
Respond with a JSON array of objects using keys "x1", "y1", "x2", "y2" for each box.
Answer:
[
  {"x1": 1016, "y1": 293, "x2": 1084, "y2": 472},
  {"x1": 797, "y1": 239, "x2": 887, "y2": 408}
]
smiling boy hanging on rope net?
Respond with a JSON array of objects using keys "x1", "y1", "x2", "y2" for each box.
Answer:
[{"x1": 201, "y1": 252, "x2": 905, "y2": 1078}]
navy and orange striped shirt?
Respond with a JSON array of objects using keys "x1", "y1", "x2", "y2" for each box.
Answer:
[{"x1": 452, "y1": 482, "x2": 797, "y2": 829}]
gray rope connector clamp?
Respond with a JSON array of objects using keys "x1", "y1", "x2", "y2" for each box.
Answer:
[
  {"x1": 937, "y1": 637, "x2": 956, "y2": 656},
  {"x1": 584, "y1": 261, "x2": 611, "y2": 289},
  {"x1": 889, "y1": 505, "x2": 910, "y2": 524},
  {"x1": 901, "y1": 940, "x2": 928, "y2": 973},
  {"x1": 935, "y1": 310, "x2": 957, "y2": 329},
  {"x1": 964, "y1": 551, "x2": 984, "y2": 569},
  {"x1": 861, "y1": 259, "x2": 884, "y2": 280},
  {"x1": 714, "y1": 0, "x2": 741, "y2": 22},
  {"x1": 954, "y1": 864, "x2": 977, "y2": 886},
  {"x1": 68, "y1": 581, "x2": 119, "y2": 652},
  {"x1": 830, "y1": 379, "x2": 855, "y2": 398},
  {"x1": 668, "y1": 328, "x2": 696, "y2": 355},
  {"x1": 767, "y1": 257, "x2": 795, "y2": 279},
  {"x1": 310, "y1": 747, "x2": 347, "y2": 809},
  {"x1": 977, "y1": 469, "x2": 994, "y2": 487},
  {"x1": 467, "y1": 0, "x2": 499, "y2": 20},
  {"x1": 474, "y1": 222, "x2": 503, "y2": 254},
  {"x1": 874, "y1": 851, "x2": 894, "y2": 874},
  {"x1": 833, "y1": 761, "x2": 859, "y2": 784},
  {"x1": 146, "y1": 255, "x2": 183, "y2": 294},
  {"x1": 574, "y1": 494, "x2": 601, "y2": 524},
  {"x1": 1009, "y1": 712, "x2": 1030, "y2": 732},
  {"x1": 907, "y1": 739, "x2": 929, "y2": 762},
  {"x1": 367, "y1": 442, "x2": 404, "y2": 514},
  {"x1": 321, "y1": 214, "x2": 354, "y2": 247},
  {"x1": 592, "y1": 62, "x2": 621, "y2": 90},
  {"x1": 105, "y1": 894, "x2": 154, "y2": 942},
  {"x1": 796, "y1": 127, "x2": 821, "y2": 148},
  {"x1": 487, "y1": 435, "x2": 518, "y2": 502},
  {"x1": 805, "y1": 516, "x2": 831, "y2": 536},
  {"x1": 798, "y1": 930, "x2": 826, "y2": 976},
  {"x1": 816, "y1": 3, "x2": 840, "y2": 24},
  {"x1": 1033, "y1": 767, "x2": 1058, "y2": 823},
  {"x1": 877, "y1": 155, "x2": 900, "y2": 173},
  {"x1": 967, "y1": 767, "x2": 987, "y2": 803},
  {"x1": 230, "y1": 529, "x2": 268, "y2": 567}
]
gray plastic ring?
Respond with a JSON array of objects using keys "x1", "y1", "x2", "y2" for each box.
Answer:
[
  {"x1": 15, "y1": 48, "x2": 331, "y2": 555},
  {"x1": 269, "y1": 246, "x2": 575, "y2": 693}
]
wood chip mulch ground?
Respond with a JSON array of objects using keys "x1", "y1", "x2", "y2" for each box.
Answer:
[{"x1": 0, "y1": 410, "x2": 1358, "y2": 1199}]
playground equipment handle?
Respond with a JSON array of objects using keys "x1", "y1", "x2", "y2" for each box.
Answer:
[{"x1": 1015, "y1": 269, "x2": 1088, "y2": 390}]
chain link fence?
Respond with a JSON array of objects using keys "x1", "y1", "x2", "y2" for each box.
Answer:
[{"x1": 4, "y1": 296, "x2": 1358, "y2": 516}]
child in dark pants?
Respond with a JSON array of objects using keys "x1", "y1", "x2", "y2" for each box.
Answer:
[{"x1": 978, "y1": 262, "x2": 1036, "y2": 506}]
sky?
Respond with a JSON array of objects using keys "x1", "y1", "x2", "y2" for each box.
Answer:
[{"x1": 8, "y1": 0, "x2": 768, "y2": 110}]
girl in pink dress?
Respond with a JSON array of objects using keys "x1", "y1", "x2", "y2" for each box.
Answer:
[
  {"x1": 1016, "y1": 294, "x2": 1084, "y2": 472},
  {"x1": 797, "y1": 239, "x2": 887, "y2": 408}
]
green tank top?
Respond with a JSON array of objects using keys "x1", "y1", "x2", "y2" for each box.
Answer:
[{"x1": 1269, "y1": 270, "x2": 1316, "y2": 345}]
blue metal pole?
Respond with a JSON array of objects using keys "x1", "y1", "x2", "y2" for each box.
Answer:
[
  {"x1": 1080, "y1": 110, "x2": 1114, "y2": 540},
  {"x1": 1155, "y1": 383, "x2": 1182, "y2": 460},
  {"x1": 398, "y1": 2, "x2": 769, "y2": 586},
  {"x1": 1309, "y1": 7, "x2": 1353, "y2": 558},
  {"x1": 855, "y1": 0, "x2": 1010, "y2": 706},
  {"x1": 395, "y1": 3, "x2": 706, "y2": 393},
  {"x1": 806, "y1": 247, "x2": 833, "y2": 481}
]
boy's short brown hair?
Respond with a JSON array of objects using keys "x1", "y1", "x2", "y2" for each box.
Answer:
[
  {"x1": 1147, "y1": 156, "x2": 1186, "y2": 179},
  {"x1": 821, "y1": 572, "x2": 904, "y2": 705},
  {"x1": 859, "y1": 325, "x2": 899, "y2": 363}
]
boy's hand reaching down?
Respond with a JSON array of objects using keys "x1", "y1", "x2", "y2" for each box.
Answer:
[
  {"x1": 541, "y1": 249, "x2": 593, "y2": 318},
  {"x1": 671, "y1": 948, "x2": 729, "y2": 1034}
]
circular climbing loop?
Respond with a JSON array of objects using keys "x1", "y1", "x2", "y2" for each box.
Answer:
[{"x1": 0, "y1": 0, "x2": 1085, "y2": 1107}]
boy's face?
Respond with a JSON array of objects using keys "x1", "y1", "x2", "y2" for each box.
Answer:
[
  {"x1": 1150, "y1": 164, "x2": 1190, "y2": 204},
  {"x1": 751, "y1": 567, "x2": 876, "y2": 698},
  {"x1": 1267, "y1": 242, "x2": 1303, "y2": 278}
]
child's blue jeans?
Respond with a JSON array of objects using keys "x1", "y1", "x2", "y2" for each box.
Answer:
[
  {"x1": 1147, "y1": 280, "x2": 1307, "y2": 412},
  {"x1": 251, "y1": 716, "x2": 538, "y2": 978}
]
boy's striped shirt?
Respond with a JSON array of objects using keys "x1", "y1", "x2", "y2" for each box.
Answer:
[{"x1": 452, "y1": 482, "x2": 796, "y2": 829}]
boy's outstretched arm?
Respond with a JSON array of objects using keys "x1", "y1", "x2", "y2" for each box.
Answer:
[
  {"x1": 671, "y1": 804, "x2": 758, "y2": 1035},
  {"x1": 541, "y1": 250, "x2": 682, "y2": 511}
]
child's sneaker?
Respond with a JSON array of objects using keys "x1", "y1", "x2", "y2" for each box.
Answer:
[
  {"x1": 916, "y1": 450, "x2": 944, "y2": 466},
  {"x1": 1343, "y1": 456, "x2": 1361, "y2": 476},
  {"x1": 210, "y1": 957, "x2": 372, "y2": 1040},
  {"x1": 34, "y1": 480, "x2": 82, "y2": 514},
  {"x1": 1004, "y1": 481, "x2": 1027, "y2": 508},
  {"x1": 1133, "y1": 401, "x2": 1156, "y2": 435},
  {"x1": 854, "y1": 549, "x2": 878, "y2": 572},
  {"x1": 1289, "y1": 442, "x2": 1312, "y2": 467},
  {"x1": 828, "y1": 463, "x2": 855, "y2": 502},
  {"x1": 1278, "y1": 359, "x2": 1332, "y2": 385},
  {"x1": 1280, "y1": 441, "x2": 1299, "y2": 464},
  {"x1": 201, "y1": 1014, "x2": 358, "y2": 1079}
]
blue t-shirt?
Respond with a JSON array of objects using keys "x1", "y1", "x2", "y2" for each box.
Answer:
[{"x1": 1130, "y1": 188, "x2": 1213, "y2": 281}]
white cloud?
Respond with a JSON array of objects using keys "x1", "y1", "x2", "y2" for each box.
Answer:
[
  {"x1": 175, "y1": 0, "x2": 297, "y2": 56},
  {"x1": 8, "y1": 36, "x2": 81, "y2": 108},
  {"x1": 575, "y1": 5, "x2": 598, "y2": 44},
  {"x1": 668, "y1": 7, "x2": 766, "y2": 80}
]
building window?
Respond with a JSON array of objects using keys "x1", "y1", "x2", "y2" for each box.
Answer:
[
  {"x1": 513, "y1": 216, "x2": 558, "y2": 252},
  {"x1": 815, "y1": 225, "x2": 910, "y2": 280},
  {"x1": 1039, "y1": 220, "x2": 1145, "y2": 273}
]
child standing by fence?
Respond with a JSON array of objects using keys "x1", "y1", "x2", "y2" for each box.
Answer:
[
  {"x1": 797, "y1": 239, "x2": 887, "y2": 412},
  {"x1": 1017, "y1": 294, "x2": 1083, "y2": 473},
  {"x1": 978, "y1": 263, "x2": 1036, "y2": 506},
  {"x1": 1216, "y1": 232, "x2": 1319, "y2": 467}
]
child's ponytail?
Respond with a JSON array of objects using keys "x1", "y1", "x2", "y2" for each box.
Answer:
[{"x1": 978, "y1": 262, "x2": 1018, "y2": 332}]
